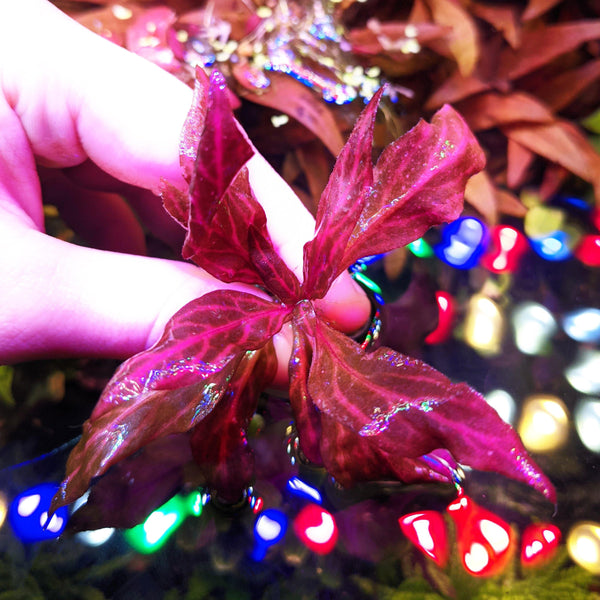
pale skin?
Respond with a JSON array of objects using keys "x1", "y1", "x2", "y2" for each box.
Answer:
[{"x1": 0, "y1": 0, "x2": 370, "y2": 385}]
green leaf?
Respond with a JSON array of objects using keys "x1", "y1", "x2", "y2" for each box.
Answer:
[
  {"x1": 0, "y1": 365, "x2": 15, "y2": 407},
  {"x1": 581, "y1": 107, "x2": 600, "y2": 134}
]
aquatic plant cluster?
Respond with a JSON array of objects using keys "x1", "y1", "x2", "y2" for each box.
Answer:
[{"x1": 52, "y1": 68, "x2": 555, "y2": 524}]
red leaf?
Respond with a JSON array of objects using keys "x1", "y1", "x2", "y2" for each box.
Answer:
[
  {"x1": 171, "y1": 72, "x2": 300, "y2": 297},
  {"x1": 301, "y1": 87, "x2": 383, "y2": 299},
  {"x1": 53, "y1": 291, "x2": 290, "y2": 508},
  {"x1": 54, "y1": 373, "x2": 237, "y2": 510},
  {"x1": 349, "y1": 21, "x2": 451, "y2": 57},
  {"x1": 530, "y1": 58, "x2": 600, "y2": 113},
  {"x1": 507, "y1": 138, "x2": 536, "y2": 189},
  {"x1": 180, "y1": 66, "x2": 209, "y2": 184},
  {"x1": 291, "y1": 302, "x2": 455, "y2": 485},
  {"x1": 235, "y1": 71, "x2": 345, "y2": 157},
  {"x1": 125, "y1": 7, "x2": 179, "y2": 74},
  {"x1": 410, "y1": 0, "x2": 432, "y2": 23},
  {"x1": 464, "y1": 171, "x2": 498, "y2": 226},
  {"x1": 182, "y1": 70, "x2": 254, "y2": 259},
  {"x1": 424, "y1": 0, "x2": 480, "y2": 76},
  {"x1": 502, "y1": 118, "x2": 600, "y2": 200},
  {"x1": 292, "y1": 140, "x2": 335, "y2": 216},
  {"x1": 470, "y1": 3, "x2": 521, "y2": 49},
  {"x1": 186, "y1": 167, "x2": 300, "y2": 298},
  {"x1": 340, "y1": 105, "x2": 485, "y2": 271},
  {"x1": 93, "y1": 290, "x2": 289, "y2": 419},
  {"x1": 289, "y1": 304, "x2": 323, "y2": 465},
  {"x1": 160, "y1": 179, "x2": 189, "y2": 228},
  {"x1": 498, "y1": 21, "x2": 600, "y2": 82},
  {"x1": 425, "y1": 72, "x2": 490, "y2": 110},
  {"x1": 188, "y1": 70, "x2": 253, "y2": 220},
  {"x1": 522, "y1": 0, "x2": 565, "y2": 22},
  {"x1": 191, "y1": 344, "x2": 278, "y2": 502},
  {"x1": 161, "y1": 70, "x2": 293, "y2": 290},
  {"x1": 457, "y1": 91, "x2": 554, "y2": 131},
  {"x1": 69, "y1": 434, "x2": 193, "y2": 530},
  {"x1": 496, "y1": 188, "x2": 527, "y2": 218},
  {"x1": 247, "y1": 222, "x2": 302, "y2": 303},
  {"x1": 539, "y1": 163, "x2": 570, "y2": 202},
  {"x1": 301, "y1": 307, "x2": 555, "y2": 502},
  {"x1": 320, "y1": 412, "x2": 459, "y2": 486}
]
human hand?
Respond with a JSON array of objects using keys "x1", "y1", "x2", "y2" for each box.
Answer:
[{"x1": 0, "y1": 0, "x2": 370, "y2": 380}]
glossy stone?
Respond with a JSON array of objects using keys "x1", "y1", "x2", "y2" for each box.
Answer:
[
  {"x1": 562, "y1": 308, "x2": 600, "y2": 343},
  {"x1": 463, "y1": 294, "x2": 504, "y2": 356},
  {"x1": 521, "y1": 523, "x2": 561, "y2": 567},
  {"x1": 567, "y1": 522, "x2": 600, "y2": 574},
  {"x1": 253, "y1": 508, "x2": 288, "y2": 560},
  {"x1": 435, "y1": 217, "x2": 488, "y2": 270},
  {"x1": 8, "y1": 483, "x2": 69, "y2": 543},
  {"x1": 574, "y1": 234, "x2": 600, "y2": 266},
  {"x1": 424, "y1": 291, "x2": 455, "y2": 345},
  {"x1": 518, "y1": 395, "x2": 570, "y2": 453},
  {"x1": 481, "y1": 225, "x2": 528, "y2": 273},
  {"x1": 565, "y1": 349, "x2": 600, "y2": 394},
  {"x1": 293, "y1": 504, "x2": 338, "y2": 555},
  {"x1": 529, "y1": 229, "x2": 578, "y2": 261},
  {"x1": 511, "y1": 302, "x2": 557, "y2": 355},
  {"x1": 399, "y1": 510, "x2": 449, "y2": 566},
  {"x1": 574, "y1": 398, "x2": 600, "y2": 453},
  {"x1": 447, "y1": 494, "x2": 515, "y2": 577}
]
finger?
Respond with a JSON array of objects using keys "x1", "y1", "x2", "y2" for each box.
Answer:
[{"x1": 0, "y1": 208, "x2": 266, "y2": 363}]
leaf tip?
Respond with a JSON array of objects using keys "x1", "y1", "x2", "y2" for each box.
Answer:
[{"x1": 509, "y1": 445, "x2": 557, "y2": 505}]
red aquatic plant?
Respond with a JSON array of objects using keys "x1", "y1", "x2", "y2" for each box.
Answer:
[{"x1": 53, "y1": 69, "x2": 555, "y2": 515}]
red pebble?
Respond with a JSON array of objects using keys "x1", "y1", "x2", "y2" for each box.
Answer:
[
  {"x1": 293, "y1": 504, "x2": 338, "y2": 554},
  {"x1": 447, "y1": 493, "x2": 515, "y2": 577},
  {"x1": 425, "y1": 291, "x2": 455, "y2": 345},
  {"x1": 575, "y1": 234, "x2": 600, "y2": 266},
  {"x1": 480, "y1": 225, "x2": 528, "y2": 273},
  {"x1": 521, "y1": 523, "x2": 561, "y2": 567},
  {"x1": 398, "y1": 510, "x2": 449, "y2": 566}
]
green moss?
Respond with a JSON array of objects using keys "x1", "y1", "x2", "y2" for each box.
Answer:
[{"x1": 393, "y1": 549, "x2": 600, "y2": 600}]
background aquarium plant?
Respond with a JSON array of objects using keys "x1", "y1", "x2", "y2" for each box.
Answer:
[{"x1": 1, "y1": 0, "x2": 600, "y2": 598}]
